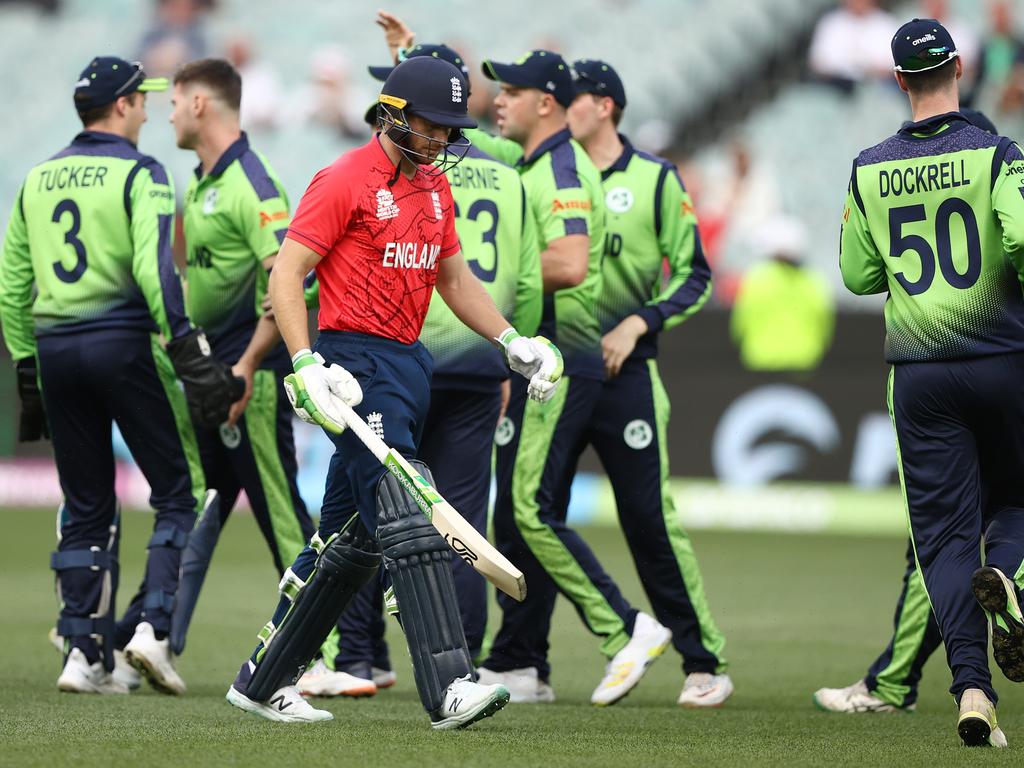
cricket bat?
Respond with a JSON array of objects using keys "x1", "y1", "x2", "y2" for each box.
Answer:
[{"x1": 334, "y1": 399, "x2": 527, "y2": 602}]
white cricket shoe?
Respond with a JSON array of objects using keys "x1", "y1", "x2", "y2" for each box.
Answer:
[
  {"x1": 50, "y1": 628, "x2": 141, "y2": 691},
  {"x1": 57, "y1": 647, "x2": 129, "y2": 694},
  {"x1": 124, "y1": 622, "x2": 186, "y2": 695},
  {"x1": 958, "y1": 688, "x2": 1007, "y2": 747},
  {"x1": 591, "y1": 612, "x2": 672, "y2": 706},
  {"x1": 813, "y1": 679, "x2": 909, "y2": 713},
  {"x1": 477, "y1": 666, "x2": 555, "y2": 703},
  {"x1": 227, "y1": 684, "x2": 334, "y2": 723},
  {"x1": 297, "y1": 659, "x2": 377, "y2": 698},
  {"x1": 372, "y1": 666, "x2": 397, "y2": 689},
  {"x1": 431, "y1": 674, "x2": 510, "y2": 731},
  {"x1": 677, "y1": 672, "x2": 734, "y2": 708}
]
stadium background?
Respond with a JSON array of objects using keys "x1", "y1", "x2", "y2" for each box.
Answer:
[{"x1": 4, "y1": 2, "x2": 1024, "y2": 764}]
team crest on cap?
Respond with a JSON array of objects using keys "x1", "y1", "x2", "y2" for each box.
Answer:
[
  {"x1": 376, "y1": 188, "x2": 400, "y2": 220},
  {"x1": 450, "y1": 76, "x2": 463, "y2": 103},
  {"x1": 605, "y1": 187, "x2": 634, "y2": 214}
]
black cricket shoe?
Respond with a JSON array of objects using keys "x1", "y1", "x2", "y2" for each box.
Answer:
[{"x1": 971, "y1": 566, "x2": 1024, "y2": 682}]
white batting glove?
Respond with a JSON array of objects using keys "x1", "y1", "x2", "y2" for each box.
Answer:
[
  {"x1": 282, "y1": 349, "x2": 363, "y2": 434},
  {"x1": 496, "y1": 328, "x2": 564, "y2": 403}
]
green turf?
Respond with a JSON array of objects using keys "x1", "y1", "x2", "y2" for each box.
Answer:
[{"x1": 2, "y1": 507, "x2": 1021, "y2": 767}]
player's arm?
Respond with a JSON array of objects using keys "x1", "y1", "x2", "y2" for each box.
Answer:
[
  {"x1": 0, "y1": 185, "x2": 49, "y2": 442},
  {"x1": 0, "y1": 185, "x2": 38, "y2": 361},
  {"x1": 129, "y1": 162, "x2": 241, "y2": 427},
  {"x1": 992, "y1": 139, "x2": 1024, "y2": 275},
  {"x1": 839, "y1": 162, "x2": 887, "y2": 295},
  {"x1": 435, "y1": 251, "x2": 561, "y2": 402},
  {"x1": 510, "y1": 186, "x2": 543, "y2": 336},
  {"x1": 534, "y1": 177, "x2": 592, "y2": 291},
  {"x1": 647, "y1": 167, "x2": 712, "y2": 332},
  {"x1": 227, "y1": 176, "x2": 292, "y2": 423},
  {"x1": 464, "y1": 129, "x2": 525, "y2": 166}
]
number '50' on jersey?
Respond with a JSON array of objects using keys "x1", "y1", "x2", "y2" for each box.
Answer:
[{"x1": 840, "y1": 113, "x2": 1024, "y2": 362}]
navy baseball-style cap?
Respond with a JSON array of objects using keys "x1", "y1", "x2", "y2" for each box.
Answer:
[
  {"x1": 379, "y1": 56, "x2": 477, "y2": 129},
  {"x1": 74, "y1": 56, "x2": 168, "y2": 111},
  {"x1": 369, "y1": 43, "x2": 471, "y2": 86},
  {"x1": 572, "y1": 59, "x2": 626, "y2": 109},
  {"x1": 891, "y1": 19, "x2": 958, "y2": 73},
  {"x1": 481, "y1": 50, "x2": 575, "y2": 107}
]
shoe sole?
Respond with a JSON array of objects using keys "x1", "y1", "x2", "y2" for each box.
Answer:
[
  {"x1": 958, "y1": 712, "x2": 993, "y2": 747},
  {"x1": 431, "y1": 687, "x2": 511, "y2": 731},
  {"x1": 971, "y1": 567, "x2": 1024, "y2": 682},
  {"x1": 592, "y1": 633, "x2": 672, "y2": 708},
  {"x1": 226, "y1": 686, "x2": 334, "y2": 723},
  {"x1": 125, "y1": 649, "x2": 185, "y2": 696},
  {"x1": 299, "y1": 685, "x2": 377, "y2": 699}
]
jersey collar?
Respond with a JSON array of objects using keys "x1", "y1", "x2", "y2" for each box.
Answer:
[
  {"x1": 195, "y1": 132, "x2": 251, "y2": 180},
  {"x1": 517, "y1": 127, "x2": 573, "y2": 167},
  {"x1": 601, "y1": 133, "x2": 635, "y2": 180},
  {"x1": 72, "y1": 130, "x2": 137, "y2": 149},
  {"x1": 897, "y1": 111, "x2": 969, "y2": 140}
]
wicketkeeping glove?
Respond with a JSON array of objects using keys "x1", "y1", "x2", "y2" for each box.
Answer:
[
  {"x1": 166, "y1": 329, "x2": 246, "y2": 429},
  {"x1": 283, "y1": 349, "x2": 363, "y2": 434},
  {"x1": 497, "y1": 328, "x2": 563, "y2": 403},
  {"x1": 15, "y1": 357, "x2": 49, "y2": 442}
]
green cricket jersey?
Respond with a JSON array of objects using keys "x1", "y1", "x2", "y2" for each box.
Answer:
[
  {"x1": 470, "y1": 128, "x2": 605, "y2": 378},
  {"x1": 183, "y1": 133, "x2": 290, "y2": 368},
  {"x1": 841, "y1": 112, "x2": 1024, "y2": 362},
  {"x1": 421, "y1": 144, "x2": 543, "y2": 388},
  {"x1": 0, "y1": 130, "x2": 190, "y2": 361},
  {"x1": 597, "y1": 136, "x2": 711, "y2": 359}
]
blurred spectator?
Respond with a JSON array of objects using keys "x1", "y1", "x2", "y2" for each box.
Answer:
[
  {"x1": 730, "y1": 218, "x2": 834, "y2": 373},
  {"x1": 920, "y1": 0, "x2": 981, "y2": 101},
  {"x1": 288, "y1": 46, "x2": 368, "y2": 140},
  {"x1": 808, "y1": 0, "x2": 898, "y2": 93},
  {"x1": 136, "y1": 0, "x2": 209, "y2": 76},
  {"x1": 963, "y1": 1, "x2": 1024, "y2": 111},
  {"x1": 226, "y1": 36, "x2": 282, "y2": 133},
  {"x1": 0, "y1": 0, "x2": 59, "y2": 12}
]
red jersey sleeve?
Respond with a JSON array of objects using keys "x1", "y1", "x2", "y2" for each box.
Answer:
[
  {"x1": 286, "y1": 162, "x2": 354, "y2": 257},
  {"x1": 438, "y1": 176, "x2": 461, "y2": 257}
]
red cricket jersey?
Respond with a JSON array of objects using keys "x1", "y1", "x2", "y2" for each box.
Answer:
[{"x1": 286, "y1": 137, "x2": 461, "y2": 344}]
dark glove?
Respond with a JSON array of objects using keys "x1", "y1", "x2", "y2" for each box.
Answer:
[
  {"x1": 166, "y1": 330, "x2": 246, "y2": 429},
  {"x1": 16, "y1": 357, "x2": 49, "y2": 442}
]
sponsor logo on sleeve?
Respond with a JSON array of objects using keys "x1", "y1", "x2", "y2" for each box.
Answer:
[
  {"x1": 259, "y1": 210, "x2": 289, "y2": 227},
  {"x1": 551, "y1": 199, "x2": 592, "y2": 214}
]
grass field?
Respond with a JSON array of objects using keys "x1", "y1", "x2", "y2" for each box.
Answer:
[{"x1": 2, "y1": 506, "x2": 1022, "y2": 767}]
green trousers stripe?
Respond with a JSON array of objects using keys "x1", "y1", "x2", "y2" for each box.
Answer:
[
  {"x1": 512, "y1": 376, "x2": 629, "y2": 657},
  {"x1": 151, "y1": 335, "x2": 205, "y2": 513},
  {"x1": 649, "y1": 360, "x2": 728, "y2": 671},
  {"x1": 871, "y1": 565, "x2": 932, "y2": 705}
]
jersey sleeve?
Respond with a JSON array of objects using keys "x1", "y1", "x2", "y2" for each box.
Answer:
[
  {"x1": 839, "y1": 162, "x2": 887, "y2": 295},
  {"x1": 992, "y1": 139, "x2": 1024, "y2": 276},
  {"x1": 533, "y1": 169, "x2": 593, "y2": 246},
  {"x1": 237, "y1": 169, "x2": 290, "y2": 264},
  {"x1": 638, "y1": 167, "x2": 713, "y2": 334},
  {"x1": 512, "y1": 184, "x2": 543, "y2": 337},
  {"x1": 465, "y1": 129, "x2": 524, "y2": 166},
  {"x1": 439, "y1": 177, "x2": 461, "y2": 257},
  {"x1": 0, "y1": 185, "x2": 38, "y2": 360},
  {"x1": 129, "y1": 161, "x2": 191, "y2": 340},
  {"x1": 286, "y1": 163, "x2": 354, "y2": 257}
]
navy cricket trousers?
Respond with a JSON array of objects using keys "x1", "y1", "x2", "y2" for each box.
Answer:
[
  {"x1": 889, "y1": 353, "x2": 1024, "y2": 704},
  {"x1": 39, "y1": 329, "x2": 201, "y2": 661}
]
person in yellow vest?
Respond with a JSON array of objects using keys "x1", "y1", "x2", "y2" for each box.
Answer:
[{"x1": 730, "y1": 218, "x2": 834, "y2": 372}]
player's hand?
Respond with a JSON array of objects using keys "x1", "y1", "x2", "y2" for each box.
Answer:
[
  {"x1": 15, "y1": 356, "x2": 49, "y2": 442},
  {"x1": 226, "y1": 358, "x2": 256, "y2": 428},
  {"x1": 283, "y1": 350, "x2": 363, "y2": 434},
  {"x1": 497, "y1": 328, "x2": 563, "y2": 403},
  {"x1": 601, "y1": 315, "x2": 648, "y2": 379},
  {"x1": 166, "y1": 329, "x2": 247, "y2": 429},
  {"x1": 375, "y1": 10, "x2": 415, "y2": 62}
]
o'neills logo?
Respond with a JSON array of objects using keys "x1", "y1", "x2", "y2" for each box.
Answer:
[
  {"x1": 551, "y1": 198, "x2": 592, "y2": 213},
  {"x1": 383, "y1": 241, "x2": 441, "y2": 269}
]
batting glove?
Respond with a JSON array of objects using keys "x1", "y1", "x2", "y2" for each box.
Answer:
[
  {"x1": 497, "y1": 328, "x2": 563, "y2": 403},
  {"x1": 15, "y1": 356, "x2": 49, "y2": 442},
  {"x1": 283, "y1": 349, "x2": 363, "y2": 434}
]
